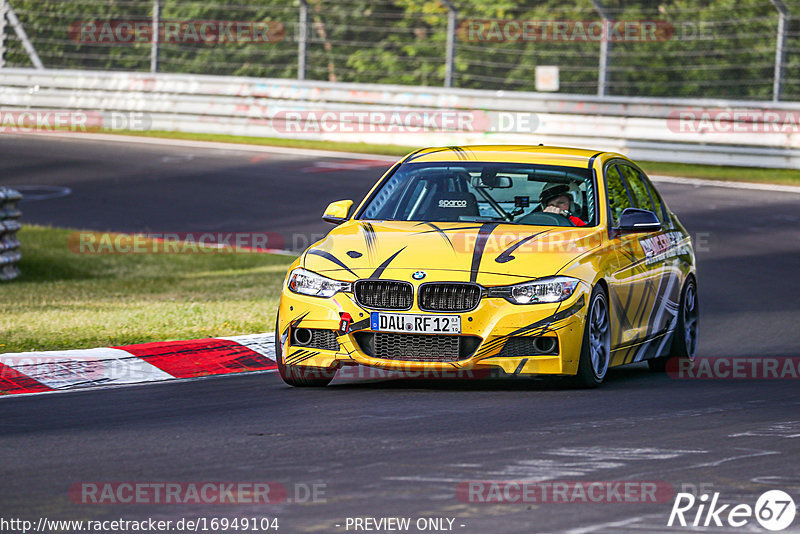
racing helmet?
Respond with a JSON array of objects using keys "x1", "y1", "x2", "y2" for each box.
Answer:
[{"x1": 539, "y1": 183, "x2": 573, "y2": 208}]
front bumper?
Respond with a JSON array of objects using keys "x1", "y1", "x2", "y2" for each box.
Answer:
[{"x1": 277, "y1": 281, "x2": 590, "y2": 377}]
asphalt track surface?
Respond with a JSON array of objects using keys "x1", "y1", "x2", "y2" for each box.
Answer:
[{"x1": 2, "y1": 135, "x2": 800, "y2": 533}]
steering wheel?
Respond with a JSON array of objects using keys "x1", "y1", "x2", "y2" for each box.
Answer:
[{"x1": 516, "y1": 211, "x2": 576, "y2": 227}]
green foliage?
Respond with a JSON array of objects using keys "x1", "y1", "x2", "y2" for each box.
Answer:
[{"x1": 4, "y1": 0, "x2": 799, "y2": 99}]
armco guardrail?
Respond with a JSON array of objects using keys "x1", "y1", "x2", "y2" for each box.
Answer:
[
  {"x1": 1, "y1": 68, "x2": 799, "y2": 168},
  {"x1": 0, "y1": 187, "x2": 22, "y2": 281}
]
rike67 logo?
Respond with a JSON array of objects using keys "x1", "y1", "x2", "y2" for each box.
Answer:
[{"x1": 668, "y1": 490, "x2": 796, "y2": 531}]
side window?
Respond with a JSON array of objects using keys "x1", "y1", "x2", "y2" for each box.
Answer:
[
  {"x1": 605, "y1": 164, "x2": 632, "y2": 226},
  {"x1": 619, "y1": 164, "x2": 656, "y2": 214},
  {"x1": 642, "y1": 174, "x2": 668, "y2": 222}
]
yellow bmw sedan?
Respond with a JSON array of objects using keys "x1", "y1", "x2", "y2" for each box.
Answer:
[{"x1": 275, "y1": 145, "x2": 697, "y2": 387}]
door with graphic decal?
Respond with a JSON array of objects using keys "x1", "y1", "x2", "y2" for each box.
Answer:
[
  {"x1": 604, "y1": 163, "x2": 665, "y2": 363},
  {"x1": 618, "y1": 164, "x2": 682, "y2": 361}
]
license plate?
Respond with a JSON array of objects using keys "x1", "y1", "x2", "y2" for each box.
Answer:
[{"x1": 370, "y1": 312, "x2": 461, "y2": 334}]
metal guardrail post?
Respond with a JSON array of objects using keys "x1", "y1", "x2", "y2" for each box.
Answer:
[
  {"x1": 770, "y1": 0, "x2": 789, "y2": 102},
  {"x1": 591, "y1": 0, "x2": 611, "y2": 97},
  {"x1": 298, "y1": 0, "x2": 308, "y2": 81},
  {"x1": 0, "y1": 187, "x2": 22, "y2": 281},
  {"x1": 0, "y1": 0, "x2": 7, "y2": 69},
  {"x1": 151, "y1": 0, "x2": 160, "y2": 73},
  {"x1": 441, "y1": 0, "x2": 457, "y2": 88}
]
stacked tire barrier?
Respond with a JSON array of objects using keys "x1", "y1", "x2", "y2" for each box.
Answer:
[{"x1": 0, "y1": 187, "x2": 22, "y2": 281}]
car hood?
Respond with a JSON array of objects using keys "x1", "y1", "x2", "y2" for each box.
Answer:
[{"x1": 303, "y1": 220, "x2": 604, "y2": 285}]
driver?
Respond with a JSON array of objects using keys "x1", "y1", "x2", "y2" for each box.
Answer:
[{"x1": 540, "y1": 183, "x2": 586, "y2": 226}]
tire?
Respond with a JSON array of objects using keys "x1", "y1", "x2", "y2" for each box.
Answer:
[
  {"x1": 648, "y1": 277, "x2": 698, "y2": 372},
  {"x1": 573, "y1": 285, "x2": 611, "y2": 388},
  {"x1": 274, "y1": 316, "x2": 336, "y2": 387}
]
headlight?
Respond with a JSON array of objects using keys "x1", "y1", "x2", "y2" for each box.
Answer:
[
  {"x1": 488, "y1": 276, "x2": 580, "y2": 304},
  {"x1": 287, "y1": 268, "x2": 352, "y2": 298}
]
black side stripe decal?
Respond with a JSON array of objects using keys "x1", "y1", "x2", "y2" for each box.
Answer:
[
  {"x1": 413, "y1": 224, "x2": 485, "y2": 234},
  {"x1": 370, "y1": 247, "x2": 406, "y2": 279},
  {"x1": 476, "y1": 295, "x2": 585, "y2": 357},
  {"x1": 480, "y1": 324, "x2": 571, "y2": 360},
  {"x1": 609, "y1": 290, "x2": 634, "y2": 335},
  {"x1": 416, "y1": 222, "x2": 455, "y2": 251},
  {"x1": 306, "y1": 249, "x2": 358, "y2": 277},
  {"x1": 631, "y1": 278, "x2": 655, "y2": 333},
  {"x1": 286, "y1": 350, "x2": 320, "y2": 365},
  {"x1": 448, "y1": 146, "x2": 466, "y2": 160},
  {"x1": 495, "y1": 230, "x2": 550, "y2": 264},
  {"x1": 406, "y1": 147, "x2": 456, "y2": 162},
  {"x1": 362, "y1": 222, "x2": 378, "y2": 258},
  {"x1": 292, "y1": 352, "x2": 320, "y2": 365},
  {"x1": 402, "y1": 147, "x2": 427, "y2": 162},
  {"x1": 282, "y1": 311, "x2": 310, "y2": 341},
  {"x1": 285, "y1": 349, "x2": 308, "y2": 364},
  {"x1": 470, "y1": 223, "x2": 500, "y2": 283}
]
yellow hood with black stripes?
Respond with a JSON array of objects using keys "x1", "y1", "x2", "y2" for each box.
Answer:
[{"x1": 302, "y1": 220, "x2": 605, "y2": 286}]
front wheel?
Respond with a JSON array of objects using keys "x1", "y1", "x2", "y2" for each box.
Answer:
[
  {"x1": 573, "y1": 285, "x2": 611, "y2": 388},
  {"x1": 648, "y1": 277, "x2": 698, "y2": 372},
  {"x1": 274, "y1": 316, "x2": 336, "y2": 387}
]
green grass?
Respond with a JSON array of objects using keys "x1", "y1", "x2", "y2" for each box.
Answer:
[
  {"x1": 121, "y1": 129, "x2": 412, "y2": 157},
  {"x1": 637, "y1": 161, "x2": 800, "y2": 185},
  {"x1": 0, "y1": 226, "x2": 294, "y2": 353},
  {"x1": 113, "y1": 129, "x2": 800, "y2": 185}
]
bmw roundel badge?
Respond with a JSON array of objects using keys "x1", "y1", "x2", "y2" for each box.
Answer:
[{"x1": 412, "y1": 271, "x2": 426, "y2": 280}]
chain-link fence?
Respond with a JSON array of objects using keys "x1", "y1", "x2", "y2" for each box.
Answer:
[{"x1": 1, "y1": 0, "x2": 799, "y2": 101}]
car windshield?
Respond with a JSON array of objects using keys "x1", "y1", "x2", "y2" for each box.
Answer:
[{"x1": 358, "y1": 162, "x2": 596, "y2": 227}]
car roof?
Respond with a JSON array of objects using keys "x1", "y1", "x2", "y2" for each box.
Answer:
[{"x1": 402, "y1": 145, "x2": 615, "y2": 168}]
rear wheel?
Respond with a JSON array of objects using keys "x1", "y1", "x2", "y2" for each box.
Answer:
[
  {"x1": 274, "y1": 316, "x2": 336, "y2": 387},
  {"x1": 648, "y1": 277, "x2": 698, "y2": 372},
  {"x1": 574, "y1": 285, "x2": 611, "y2": 388}
]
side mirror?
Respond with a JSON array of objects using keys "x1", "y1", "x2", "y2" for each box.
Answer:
[
  {"x1": 322, "y1": 199, "x2": 353, "y2": 225},
  {"x1": 618, "y1": 208, "x2": 661, "y2": 232}
]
